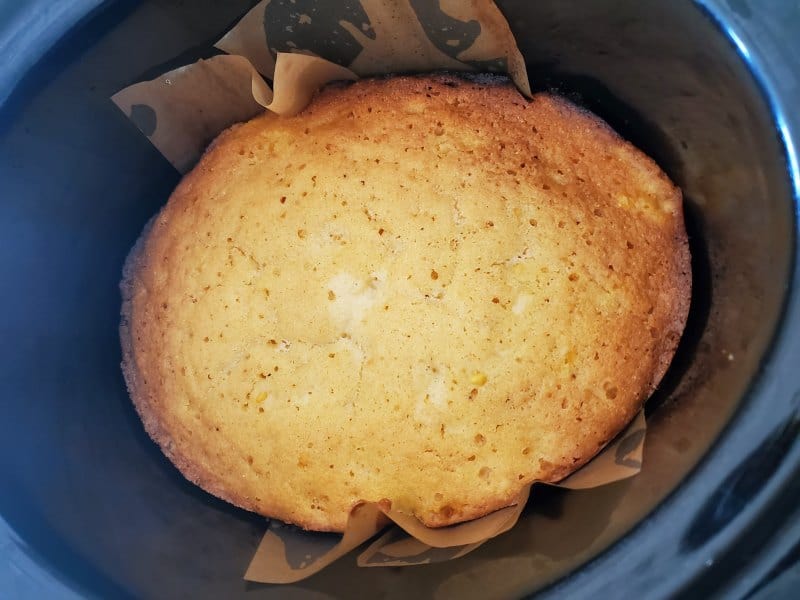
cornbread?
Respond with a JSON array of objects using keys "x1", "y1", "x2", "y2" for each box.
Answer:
[{"x1": 120, "y1": 74, "x2": 690, "y2": 532}]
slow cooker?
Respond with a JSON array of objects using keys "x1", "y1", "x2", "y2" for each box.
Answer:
[{"x1": 1, "y1": 1, "x2": 798, "y2": 598}]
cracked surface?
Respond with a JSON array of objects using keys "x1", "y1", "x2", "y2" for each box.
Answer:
[{"x1": 120, "y1": 74, "x2": 690, "y2": 532}]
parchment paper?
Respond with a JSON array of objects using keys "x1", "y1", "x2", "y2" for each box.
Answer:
[
  {"x1": 113, "y1": 0, "x2": 531, "y2": 173},
  {"x1": 245, "y1": 412, "x2": 645, "y2": 582},
  {"x1": 112, "y1": 0, "x2": 649, "y2": 584}
]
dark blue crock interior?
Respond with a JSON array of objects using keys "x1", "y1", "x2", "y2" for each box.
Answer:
[{"x1": 0, "y1": 1, "x2": 798, "y2": 598}]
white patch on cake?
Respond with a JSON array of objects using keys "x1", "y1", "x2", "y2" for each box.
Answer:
[
  {"x1": 414, "y1": 374, "x2": 447, "y2": 423},
  {"x1": 512, "y1": 294, "x2": 532, "y2": 315},
  {"x1": 327, "y1": 271, "x2": 385, "y2": 329}
]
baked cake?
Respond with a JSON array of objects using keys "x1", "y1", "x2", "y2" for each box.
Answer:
[{"x1": 120, "y1": 74, "x2": 691, "y2": 532}]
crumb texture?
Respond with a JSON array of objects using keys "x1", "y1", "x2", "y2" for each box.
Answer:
[{"x1": 120, "y1": 74, "x2": 691, "y2": 532}]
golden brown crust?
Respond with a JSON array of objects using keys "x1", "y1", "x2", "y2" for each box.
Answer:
[{"x1": 121, "y1": 74, "x2": 690, "y2": 532}]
